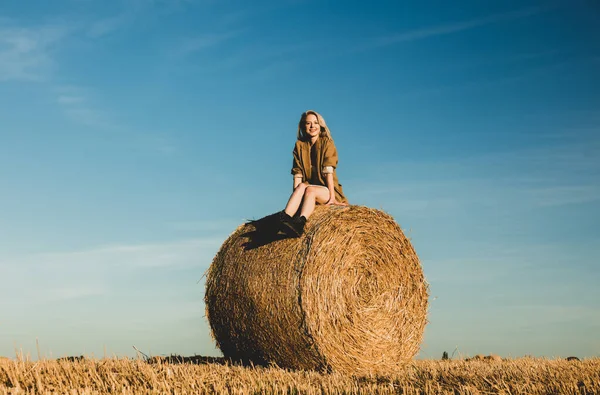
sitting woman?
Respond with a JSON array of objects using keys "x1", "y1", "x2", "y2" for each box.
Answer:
[{"x1": 280, "y1": 110, "x2": 348, "y2": 237}]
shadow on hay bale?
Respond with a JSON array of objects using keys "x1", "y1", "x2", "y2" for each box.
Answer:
[
  {"x1": 239, "y1": 211, "x2": 289, "y2": 250},
  {"x1": 205, "y1": 205, "x2": 429, "y2": 376}
]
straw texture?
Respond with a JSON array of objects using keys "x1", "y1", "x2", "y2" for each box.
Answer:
[{"x1": 205, "y1": 205, "x2": 428, "y2": 376}]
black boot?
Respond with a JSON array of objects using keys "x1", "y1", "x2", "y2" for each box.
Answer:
[
  {"x1": 278, "y1": 210, "x2": 293, "y2": 224},
  {"x1": 295, "y1": 216, "x2": 307, "y2": 236},
  {"x1": 281, "y1": 215, "x2": 306, "y2": 237},
  {"x1": 279, "y1": 211, "x2": 295, "y2": 236}
]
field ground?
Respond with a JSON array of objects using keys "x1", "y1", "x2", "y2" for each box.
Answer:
[{"x1": 1, "y1": 356, "x2": 598, "y2": 394}]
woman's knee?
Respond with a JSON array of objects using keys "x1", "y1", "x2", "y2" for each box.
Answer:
[
  {"x1": 304, "y1": 186, "x2": 320, "y2": 198},
  {"x1": 295, "y1": 182, "x2": 308, "y2": 193}
]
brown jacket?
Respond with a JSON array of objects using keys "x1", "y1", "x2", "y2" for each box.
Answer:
[{"x1": 291, "y1": 136, "x2": 348, "y2": 204}]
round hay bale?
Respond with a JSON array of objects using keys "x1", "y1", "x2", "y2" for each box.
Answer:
[{"x1": 205, "y1": 205, "x2": 429, "y2": 375}]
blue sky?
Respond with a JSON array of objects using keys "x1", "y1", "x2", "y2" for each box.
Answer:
[{"x1": 1, "y1": 0, "x2": 599, "y2": 360}]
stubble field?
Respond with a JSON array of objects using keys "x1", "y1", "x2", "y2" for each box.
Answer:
[{"x1": 1, "y1": 356, "x2": 598, "y2": 394}]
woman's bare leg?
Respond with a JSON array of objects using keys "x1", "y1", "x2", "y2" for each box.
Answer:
[
  {"x1": 284, "y1": 183, "x2": 308, "y2": 216},
  {"x1": 299, "y1": 186, "x2": 330, "y2": 219}
]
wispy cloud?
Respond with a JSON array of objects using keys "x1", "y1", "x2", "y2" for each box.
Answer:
[
  {"x1": 510, "y1": 305, "x2": 600, "y2": 327},
  {"x1": 0, "y1": 16, "x2": 182, "y2": 155},
  {"x1": 524, "y1": 185, "x2": 600, "y2": 207},
  {"x1": 0, "y1": 23, "x2": 69, "y2": 81},
  {"x1": 425, "y1": 257, "x2": 528, "y2": 285},
  {"x1": 353, "y1": 131, "x2": 600, "y2": 212},
  {"x1": 186, "y1": 39, "x2": 314, "y2": 80},
  {"x1": 142, "y1": 135, "x2": 179, "y2": 155},
  {"x1": 86, "y1": 0, "x2": 199, "y2": 38},
  {"x1": 360, "y1": 5, "x2": 555, "y2": 50},
  {"x1": 52, "y1": 85, "x2": 180, "y2": 155},
  {"x1": 57, "y1": 95, "x2": 84, "y2": 104},
  {"x1": 445, "y1": 49, "x2": 562, "y2": 72},
  {"x1": 166, "y1": 219, "x2": 240, "y2": 232},
  {"x1": 172, "y1": 31, "x2": 241, "y2": 57},
  {"x1": 426, "y1": 239, "x2": 600, "y2": 284},
  {"x1": 55, "y1": 85, "x2": 118, "y2": 130},
  {"x1": 5, "y1": 237, "x2": 222, "y2": 270},
  {"x1": 395, "y1": 58, "x2": 585, "y2": 101},
  {"x1": 88, "y1": 13, "x2": 132, "y2": 38},
  {"x1": 47, "y1": 286, "x2": 108, "y2": 301},
  {"x1": 0, "y1": 235, "x2": 222, "y2": 358},
  {"x1": 63, "y1": 107, "x2": 117, "y2": 129},
  {"x1": 0, "y1": 236, "x2": 222, "y2": 305}
]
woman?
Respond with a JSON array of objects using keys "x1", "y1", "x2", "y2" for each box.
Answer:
[{"x1": 280, "y1": 110, "x2": 348, "y2": 237}]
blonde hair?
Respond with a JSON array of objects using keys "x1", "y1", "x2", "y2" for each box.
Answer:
[{"x1": 297, "y1": 110, "x2": 333, "y2": 141}]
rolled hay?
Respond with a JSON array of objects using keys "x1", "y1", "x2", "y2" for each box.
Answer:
[{"x1": 205, "y1": 205, "x2": 429, "y2": 376}]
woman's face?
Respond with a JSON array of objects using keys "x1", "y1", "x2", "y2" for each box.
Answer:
[{"x1": 305, "y1": 113, "x2": 321, "y2": 139}]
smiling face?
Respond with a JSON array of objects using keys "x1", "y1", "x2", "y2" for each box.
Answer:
[
  {"x1": 297, "y1": 110, "x2": 332, "y2": 142},
  {"x1": 304, "y1": 113, "x2": 321, "y2": 141}
]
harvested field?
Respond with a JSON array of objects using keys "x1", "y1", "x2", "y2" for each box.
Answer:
[{"x1": 1, "y1": 357, "x2": 598, "y2": 394}]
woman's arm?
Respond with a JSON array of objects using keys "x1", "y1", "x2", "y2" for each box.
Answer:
[
  {"x1": 291, "y1": 142, "x2": 304, "y2": 191},
  {"x1": 293, "y1": 175, "x2": 303, "y2": 190},
  {"x1": 325, "y1": 172, "x2": 336, "y2": 204}
]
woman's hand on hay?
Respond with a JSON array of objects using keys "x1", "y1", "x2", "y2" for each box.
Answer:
[{"x1": 326, "y1": 197, "x2": 347, "y2": 206}]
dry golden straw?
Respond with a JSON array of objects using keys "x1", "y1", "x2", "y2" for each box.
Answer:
[
  {"x1": 205, "y1": 205, "x2": 429, "y2": 376},
  {"x1": 3, "y1": 357, "x2": 600, "y2": 394}
]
